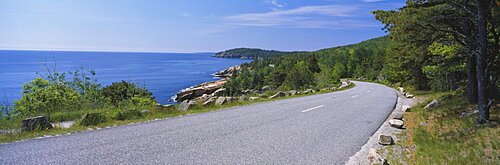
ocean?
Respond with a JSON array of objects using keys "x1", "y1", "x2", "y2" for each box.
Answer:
[{"x1": 0, "y1": 50, "x2": 250, "y2": 105}]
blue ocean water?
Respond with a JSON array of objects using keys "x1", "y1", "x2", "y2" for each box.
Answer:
[{"x1": 0, "y1": 50, "x2": 249, "y2": 105}]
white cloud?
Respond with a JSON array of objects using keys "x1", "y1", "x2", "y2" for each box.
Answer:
[
  {"x1": 225, "y1": 5, "x2": 375, "y2": 29},
  {"x1": 269, "y1": 0, "x2": 284, "y2": 9}
]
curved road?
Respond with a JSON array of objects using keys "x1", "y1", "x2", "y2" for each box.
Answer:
[{"x1": 0, "y1": 81, "x2": 397, "y2": 164}]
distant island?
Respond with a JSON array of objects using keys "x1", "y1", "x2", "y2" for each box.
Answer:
[{"x1": 214, "y1": 48, "x2": 305, "y2": 59}]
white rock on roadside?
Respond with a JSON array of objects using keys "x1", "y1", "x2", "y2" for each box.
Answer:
[
  {"x1": 402, "y1": 105, "x2": 411, "y2": 112},
  {"x1": 389, "y1": 119, "x2": 404, "y2": 129}
]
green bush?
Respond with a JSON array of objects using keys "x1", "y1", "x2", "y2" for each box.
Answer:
[
  {"x1": 14, "y1": 78, "x2": 80, "y2": 116},
  {"x1": 79, "y1": 112, "x2": 107, "y2": 126},
  {"x1": 102, "y1": 81, "x2": 155, "y2": 106},
  {"x1": 113, "y1": 109, "x2": 143, "y2": 121}
]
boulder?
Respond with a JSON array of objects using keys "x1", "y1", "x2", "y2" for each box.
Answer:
[
  {"x1": 211, "y1": 88, "x2": 226, "y2": 97},
  {"x1": 378, "y1": 134, "x2": 393, "y2": 145},
  {"x1": 288, "y1": 90, "x2": 298, "y2": 96},
  {"x1": 215, "y1": 97, "x2": 228, "y2": 105},
  {"x1": 304, "y1": 89, "x2": 314, "y2": 94},
  {"x1": 398, "y1": 87, "x2": 405, "y2": 93},
  {"x1": 203, "y1": 98, "x2": 216, "y2": 106},
  {"x1": 424, "y1": 100, "x2": 439, "y2": 110},
  {"x1": 401, "y1": 105, "x2": 411, "y2": 112},
  {"x1": 179, "y1": 100, "x2": 192, "y2": 111},
  {"x1": 389, "y1": 119, "x2": 404, "y2": 129},
  {"x1": 368, "y1": 148, "x2": 389, "y2": 165},
  {"x1": 330, "y1": 87, "x2": 338, "y2": 91},
  {"x1": 22, "y1": 116, "x2": 53, "y2": 131},
  {"x1": 405, "y1": 94, "x2": 414, "y2": 98},
  {"x1": 239, "y1": 95, "x2": 247, "y2": 101},
  {"x1": 269, "y1": 91, "x2": 286, "y2": 99},
  {"x1": 261, "y1": 85, "x2": 271, "y2": 91},
  {"x1": 393, "y1": 113, "x2": 404, "y2": 120},
  {"x1": 249, "y1": 97, "x2": 259, "y2": 101}
]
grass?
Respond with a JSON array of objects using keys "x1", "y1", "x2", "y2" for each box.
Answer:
[
  {"x1": 397, "y1": 92, "x2": 499, "y2": 164},
  {"x1": 0, "y1": 83, "x2": 354, "y2": 144}
]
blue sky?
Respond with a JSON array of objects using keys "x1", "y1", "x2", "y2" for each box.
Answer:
[{"x1": 0, "y1": 0, "x2": 405, "y2": 53}]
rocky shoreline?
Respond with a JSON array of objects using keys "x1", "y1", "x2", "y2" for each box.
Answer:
[
  {"x1": 171, "y1": 66, "x2": 353, "y2": 111},
  {"x1": 174, "y1": 65, "x2": 241, "y2": 102}
]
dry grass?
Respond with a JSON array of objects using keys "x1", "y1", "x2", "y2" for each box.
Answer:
[{"x1": 403, "y1": 93, "x2": 499, "y2": 165}]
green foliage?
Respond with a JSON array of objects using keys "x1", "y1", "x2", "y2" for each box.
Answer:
[
  {"x1": 223, "y1": 37, "x2": 390, "y2": 94},
  {"x1": 102, "y1": 81, "x2": 154, "y2": 106},
  {"x1": 215, "y1": 48, "x2": 302, "y2": 59},
  {"x1": 79, "y1": 112, "x2": 107, "y2": 126},
  {"x1": 113, "y1": 109, "x2": 143, "y2": 121},
  {"x1": 14, "y1": 78, "x2": 80, "y2": 116},
  {"x1": 423, "y1": 42, "x2": 466, "y2": 91}
]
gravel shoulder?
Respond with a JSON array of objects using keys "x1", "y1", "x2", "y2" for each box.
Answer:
[{"x1": 346, "y1": 90, "x2": 422, "y2": 165}]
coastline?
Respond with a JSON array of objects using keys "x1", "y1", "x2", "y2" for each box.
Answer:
[{"x1": 171, "y1": 65, "x2": 241, "y2": 103}]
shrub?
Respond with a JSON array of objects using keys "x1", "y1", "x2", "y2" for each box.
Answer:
[
  {"x1": 79, "y1": 112, "x2": 107, "y2": 126},
  {"x1": 113, "y1": 109, "x2": 143, "y2": 121},
  {"x1": 102, "y1": 81, "x2": 155, "y2": 106},
  {"x1": 14, "y1": 78, "x2": 80, "y2": 116}
]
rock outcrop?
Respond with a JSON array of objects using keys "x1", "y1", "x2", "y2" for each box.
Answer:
[
  {"x1": 213, "y1": 65, "x2": 241, "y2": 78},
  {"x1": 175, "y1": 79, "x2": 227, "y2": 102}
]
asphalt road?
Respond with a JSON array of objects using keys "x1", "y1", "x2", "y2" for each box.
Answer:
[{"x1": 0, "y1": 81, "x2": 397, "y2": 164}]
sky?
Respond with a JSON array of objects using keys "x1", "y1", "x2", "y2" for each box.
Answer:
[{"x1": 0, "y1": 0, "x2": 405, "y2": 53}]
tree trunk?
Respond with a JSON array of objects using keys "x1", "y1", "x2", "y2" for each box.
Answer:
[
  {"x1": 475, "y1": 0, "x2": 491, "y2": 124},
  {"x1": 467, "y1": 53, "x2": 479, "y2": 103},
  {"x1": 463, "y1": 20, "x2": 479, "y2": 103}
]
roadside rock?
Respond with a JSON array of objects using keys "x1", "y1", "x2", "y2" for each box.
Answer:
[
  {"x1": 203, "y1": 98, "x2": 216, "y2": 106},
  {"x1": 424, "y1": 100, "x2": 439, "y2": 110},
  {"x1": 389, "y1": 119, "x2": 404, "y2": 129},
  {"x1": 304, "y1": 89, "x2": 314, "y2": 94},
  {"x1": 215, "y1": 97, "x2": 228, "y2": 105},
  {"x1": 269, "y1": 91, "x2": 286, "y2": 99},
  {"x1": 340, "y1": 80, "x2": 351, "y2": 89},
  {"x1": 398, "y1": 87, "x2": 405, "y2": 93},
  {"x1": 249, "y1": 97, "x2": 259, "y2": 101},
  {"x1": 288, "y1": 90, "x2": 298, "y2": 96},
  {"x1": 239, "y1": 95, "x2": 247, "y2": 101},
  {"x1": 393, "y1": 113, "x2": 404, "y2": 120},
  {"x1": 378, "y1": 134, "x2": 393, "y2": 145},
  {"x1": 261, "y1": 85, "x2": 272, "y2": 91},
  {"x1": 368, "y1": 148, "x2": 389, "y2": 165},
  {"x1": 405, "y1": 94, "x2": 414, "y2": 98},
  {"x1": 22, "y1": 116, "x2": 53, "y2": 131},
  {"x1": 179, "y1": 100, "x2": 196, "y2": 111},
  {"x1": 401, "y1": 105, "x2": 411, "y2": 112}
]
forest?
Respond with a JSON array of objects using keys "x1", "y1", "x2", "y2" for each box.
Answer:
[{"x1": 224, "y1": 0, "x2": 499, "y2": 124}]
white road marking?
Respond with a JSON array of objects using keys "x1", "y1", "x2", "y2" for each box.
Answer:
[
  {"x1": 301, "y1": 105, "x2": 325, "y2": 113},
  {"x1": 351, "y1": 95, "x2": 359, "y2": 98}
]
